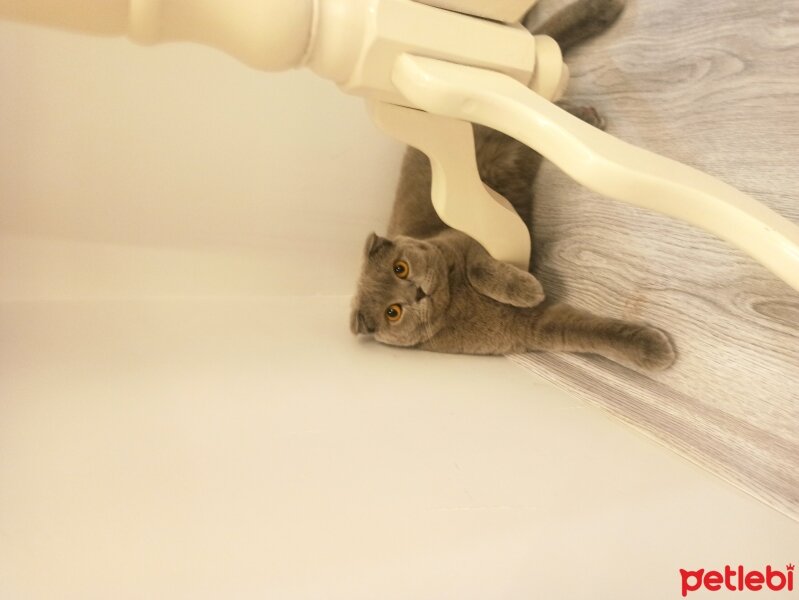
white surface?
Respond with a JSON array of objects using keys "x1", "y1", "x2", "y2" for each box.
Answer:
[
  {"x1": 1, "y1": 19, "x2": 797, "y2": 600},
  {"x1": 0, "y1": 0, "x2": 316, "y2": 70},
  {"x1": 0, "y1": 19, "x2": 401, "y2": 292},
  {"x1": 1, "y1": 295, "x2": 798, "y2": 600}
]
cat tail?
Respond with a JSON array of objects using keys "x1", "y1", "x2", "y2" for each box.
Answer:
[
  {"x1": 525, "y1": 0, "x2": 626, "y2": 53},
  {"x1": 528, "y1": 302, "x2": 676, "y2": 371}
]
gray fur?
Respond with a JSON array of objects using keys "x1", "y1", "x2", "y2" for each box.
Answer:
[
  {"x1": 350, "y1": 0, "x2": 676, "y2": 372},
  {"x1": 527, "y1": 0, "x2": 627, "y2": 52}
]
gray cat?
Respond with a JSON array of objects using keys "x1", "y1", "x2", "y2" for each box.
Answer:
[{"x1": 350, "y1": 0, "x2": 676, "y2": 372}]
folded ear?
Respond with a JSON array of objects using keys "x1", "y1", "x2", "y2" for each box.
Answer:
[
  {"x1": 350, "y1": 308, "x2": 361, "y2": 335},
  {"x1": 364, "y1": 232, "x2": 393, "y2": 257},
  {"x1": 350, "y1": 309, "x2": 372, "y2": 335}
]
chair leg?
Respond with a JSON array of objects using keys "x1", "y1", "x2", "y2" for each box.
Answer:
[
  {"x1": 392, "y1": 54, "x2": 799, "y2": 293},
  {"x1": 368, "y1": 100, "x2": 532, "y2": 270}
]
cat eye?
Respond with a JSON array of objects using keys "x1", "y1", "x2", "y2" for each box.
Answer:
[
  {"x1": 393, "y1": 260, "x2": 409, "y2": 279},
  {"x1": 385, "y1": 304, "x2": 403, "y2": 322}
]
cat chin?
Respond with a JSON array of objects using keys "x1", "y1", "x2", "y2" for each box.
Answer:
[{"x1": 374, "y1": 333, "x2": 418, "y2": 347}]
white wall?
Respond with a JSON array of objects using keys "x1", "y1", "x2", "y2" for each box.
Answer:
[{"x1": 0, "y1": 20, "x2": 403, "y2": 300}]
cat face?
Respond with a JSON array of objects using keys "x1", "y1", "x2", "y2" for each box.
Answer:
[{"x1": 350, "y1": 233, "x2": 451, "y2": 346}]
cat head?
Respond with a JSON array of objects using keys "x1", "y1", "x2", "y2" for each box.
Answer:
[{"x1": 350, "y1": 233, "x2": 451, "y2": 347}]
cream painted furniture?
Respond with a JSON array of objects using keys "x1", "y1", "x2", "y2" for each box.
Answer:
[{"x1": 1, "y1": 0, "x2": 797, "y2": 289}]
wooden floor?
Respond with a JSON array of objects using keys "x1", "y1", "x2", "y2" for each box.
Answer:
[{"x1": 514, "y1": 0, "x2": 799, "y2": 519}]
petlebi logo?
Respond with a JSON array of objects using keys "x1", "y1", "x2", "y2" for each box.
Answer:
[{"x1": 680, "y1": 564, "x2": 794, "y2": 596}]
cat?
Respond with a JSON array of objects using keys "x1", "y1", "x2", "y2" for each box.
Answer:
[{"x1": 350, "y1": 0, "x2": 677, "y2": 372}]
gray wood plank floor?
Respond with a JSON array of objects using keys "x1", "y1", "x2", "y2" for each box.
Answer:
[{"x1": 515, "y1": 0, "x2": 799, "y2": 519}]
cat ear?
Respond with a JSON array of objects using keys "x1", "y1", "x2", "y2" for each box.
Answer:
[
  {"x1": 350, "y1": 309, "x2": 373, "y2": 335},
  {"x1": 364, "y1": 232, "x2": 393, "y2": 257},
  {"x1": 349, "y1": 309, "x2": 360, "y2": 335}
]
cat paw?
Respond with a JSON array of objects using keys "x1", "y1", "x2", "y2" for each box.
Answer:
[
  {"x1": 594, "y1": 0, "x2": 627, "y2": 27},
  {"x1": 500, "y1": 272, "x2": 546, "y2": 308},
  {"x1": 466, "y1": 250, "x2": 546, "y2": 308},
  {"x1": 634, "y1": 327, "x2": 677, "y2": 371},
  {"x1": 575, "y1": 105, "x2": 607, "y2": 130},
  {"x1": 557, "y1": 102, "x2": 607, "y2": 130},
  {"x1": 512, "y1": 285, "x2": 546, "y2": 308}
]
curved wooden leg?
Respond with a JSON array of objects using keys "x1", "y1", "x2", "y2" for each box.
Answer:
[
  {"x1": 392, "y1": 54, "x2": 799, "y2": 293},
  {"x1": 367, "y1": 100, "x2": 531, "y2": 270}
]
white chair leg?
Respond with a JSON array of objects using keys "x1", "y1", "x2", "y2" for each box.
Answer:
[
  {"x1": 412, "y1": 0, "x2": 542, "y2": 23},
  {"x1": 392, "y1": 54, "x2": 799, "y2": 293},
  {"x1": 6, "y1": 1, "x2": 797, "y2": 293},
  {"x1": 368, "y1": 101, "x2": 532, "y2": 270}
]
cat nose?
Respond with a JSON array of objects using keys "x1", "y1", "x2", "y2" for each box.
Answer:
[{"x1": 415, "y1": 287, "x2": 427, "y2": 302}]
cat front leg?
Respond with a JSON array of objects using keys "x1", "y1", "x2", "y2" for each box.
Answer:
[
  {"x1": 465, "y1": 243, "x2": 545, "y2": 308},
  {"x1": 529, "y1": 303, "x2": 676, "y2": 371}
]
